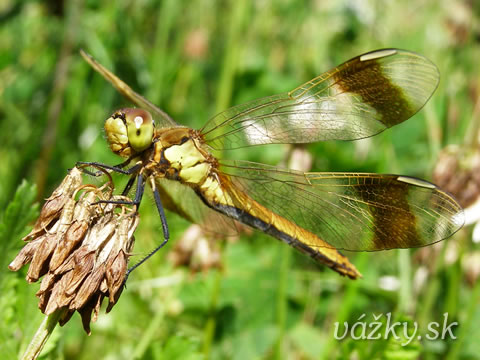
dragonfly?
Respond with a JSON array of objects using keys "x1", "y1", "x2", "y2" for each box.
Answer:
[{"x1": 79, "y1": 48, "x2": 464, "y2": 279}]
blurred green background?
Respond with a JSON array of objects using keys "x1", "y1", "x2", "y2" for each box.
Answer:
[{"x1": 1, "y1": 0, "x2": 480, "y2": 359}]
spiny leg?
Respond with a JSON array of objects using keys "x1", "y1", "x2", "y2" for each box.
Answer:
[
  {"x1": 79, "y1": 161, "x2": 143, "y2": 208},
  {"x1": 90, "y1": 172, "x2": 170, "y2": 282},
  {"x1": 125, "y1": 177, "x2": 170, "y2": 280},
  {"x1": 95, "y1": 172, "x2": 146, "y2": 207},
  {"x1": 122, "y1": 176, "x2": 137, "y2": 196},
  {"x1": 76, "y1": 159, "x2": 141, "y2": 177}
]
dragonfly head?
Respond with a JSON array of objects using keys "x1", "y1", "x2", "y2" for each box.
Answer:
[{"x1": 104, "y1": 108, "x2": 155, "y2": 157}]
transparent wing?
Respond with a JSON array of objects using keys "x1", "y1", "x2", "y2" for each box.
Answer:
[
  {"x1": 154, "y1": 178, "x2": 240, "y2": 236},
  {"x1": 80, "y1": 50, "x2": 178, "y2": 128},
  {"x1": 218, "y1": 160, "x2": 464, "y2": 251},
  {"x1": 201, "y1": 49, "x2": 439, "y2": 150}
]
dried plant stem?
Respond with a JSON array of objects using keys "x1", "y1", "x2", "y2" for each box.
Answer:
[{"x1": 21, "y1": 310, "x2": 63, "y2": 360}]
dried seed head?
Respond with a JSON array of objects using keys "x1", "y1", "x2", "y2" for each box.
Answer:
[
  {"x1": 433, "y1": 145, "x2": 480, "y2": 209},
  {"x1": 462, "y1": 252, "x2": 480, "y2": 286},
  {"x1": 9, "y1": 167, "x2": 139, "y2": 334},
  {"x1": 183, "y1": 28, "x2": 209, "y2": 60},
  {"x1": 23, "y1": 168, "x2": 83, "y2": 242},
  {"x1": 168, "y1": 224, "x2": 221, "y2": 272}
]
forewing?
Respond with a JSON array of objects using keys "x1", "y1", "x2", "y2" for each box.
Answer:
[
  {"x1": 218, "y1": 160, "x2": 464, "y2": 251},
  {"x1": 80, "y1": 50, "x2": 178, "y2": 128},
  {"x1": 201, "y1": 49, "x2": 439, "y2": 150}
]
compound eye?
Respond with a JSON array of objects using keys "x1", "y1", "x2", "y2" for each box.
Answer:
[
  {"x1": 124, "y1": 108, "x2": 154, "y2": 152},
  {"x1": 104, "y1": 110, "x2": 129, "y2": 157}
]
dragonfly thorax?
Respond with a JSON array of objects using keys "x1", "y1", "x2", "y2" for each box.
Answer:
[{"x1": 152, "y1": 127, "x2": 213, "y2": 186}]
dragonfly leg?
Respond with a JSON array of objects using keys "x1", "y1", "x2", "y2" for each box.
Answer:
[
  {"x1": 124, "y1": 180, "x2": 170, "y2": 281},
  {"x1": 76, "y1": 160, "x2": 140, "y2": 176},
  {"x1": 94, "y1": 173, "x2": 146, "y2": 208},
  {"x1": 121, "y1": 175, "x2": 137, "y2": 196}
]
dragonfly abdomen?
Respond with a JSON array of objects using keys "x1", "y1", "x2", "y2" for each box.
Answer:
[{"x1": 197, "y1": 173, "x2": 361, "y2": 279}]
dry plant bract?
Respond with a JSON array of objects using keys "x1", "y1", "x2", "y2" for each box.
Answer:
[{"x1": 9, "y1": 167, "x2": 139, "y2": 334}]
